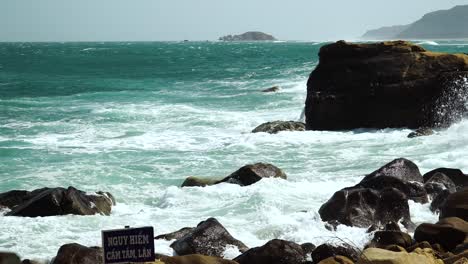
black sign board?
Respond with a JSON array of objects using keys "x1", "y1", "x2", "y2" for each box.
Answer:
[{"x1": 102, "y1": 226, "x2": 155, "y2": 264}]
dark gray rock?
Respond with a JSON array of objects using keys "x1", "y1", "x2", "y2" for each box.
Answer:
[
  {"x1": 234, "y1": 239, "x2": 307, "y2": 264},
  {"x1": 407, "y1": 127, "x2": 434, "y2": 138},
  {"x1": 439, "y1": 188, "x2": 468, "y2": 221},
  {"x1": 311, "y1": 243, "x2": 359, "y2": 263},
  {"x1": 170, "y1": 218, "x2": 248, "y2": 257},
  {"x1": 361, "y1": 158, "x2": 424, "y2": 184},
  {"x1": 261, "y1": 86, "x2": 280, "y2": 93},
  {"x1": 423, "y1": 168, "x2": 468, "y2": 189},
  {"x1": 155, "y1": 227, "x2": 195, "y2": 241},
  {"x1": 5, "y1": 187, "x2": 115, "y2": 217},
  {"x1": 52, "y1": 243, "x2": 103, "y2": 264},
  {"x1": 218, "y1": 163, "x2": 287, "y2": 186},
  {"x1": 366, "y1": 231, "x2": 413, "y2": 249},
  {"x1": 252, "y1": 121, "x2": 305, "y2": 134},
  {"x1": 318, "y1": 187, "x2": 412, "y2": 229},
  {"x1": 0, "y1": 252, "x2": 21, "y2": 264}
]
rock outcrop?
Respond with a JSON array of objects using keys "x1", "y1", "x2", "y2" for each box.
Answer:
[
  {"x1": 305, "y1": 40, "x2": 468, "y2": 130},
  {"x1": 181, "y1": 163, "x2": 286, "y2": 187},
  {"x1": 252, "y1": 121, "x2": 305, "y2": 134},
  {"x1": 156, "y1": 254, "x2": 239, "y2": 264},
  {"x1": 1, "y1": 187, "x2": 115, "y2": 217},
  {"x1": 52, "y1": 243, "x2": 103, "y2": 264},
  {"x1": 233, "y1": 239, "x2": 308, "y2": 264},
  {"x1": 170, "y1": 218, "x2": 248, "y2": 257},
  {"x1": 219, "y1": 32, "x2": 276, "y2": 41},
  {"x1": 319, "y1": 158, "x2": 429, "y2": 229}
]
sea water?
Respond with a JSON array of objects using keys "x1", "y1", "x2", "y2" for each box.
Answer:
[{"x1": 0, "y1": 40, "x2": 467, "y2": 260}]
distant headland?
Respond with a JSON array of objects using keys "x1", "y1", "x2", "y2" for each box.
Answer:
[
  {"x1": 362, "y1": 5, "x2": 468, "y2": 39},
  {"x1": 219, "y1": 31, "x2": 277, "y2": 41}
]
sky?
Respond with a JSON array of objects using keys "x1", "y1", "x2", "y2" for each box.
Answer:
[{"x1": 0, "y1": 0, "x2": 467, "y2": 42}]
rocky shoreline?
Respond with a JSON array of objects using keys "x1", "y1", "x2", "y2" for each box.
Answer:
[
  {"x1": 1, "y1": 41, "x2": 467, "y2": 263},
  {"x1": 1, "y1": 157, "x2": 467, "y2": 264}
]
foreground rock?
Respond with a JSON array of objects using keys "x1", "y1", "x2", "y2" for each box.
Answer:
[
  {"x1": 170, "y1": 218, "x2": 248, "y2": 257},
  {"x1": 319, "y1": 158, "x2": 427, "y2": 228},
  {"x1": 439, "y1": 188, "x2": 468, "y2": 221},
  {"x1": 182, "y1": 163, "x2": 287, "y2": 187},
  {"x1": 52, "y1": 243, "x2": 103, "y2": 264},
  {"x1": 0, "y1": 252, "x2": 21, "y2": 264},
  {"x1": 414, "y1": 217, "x2": 468, "y2": 252},
  {"x1": 357, "y1": 247, "x2": 443, "y2": 264},
  {"x1": 234, "y1": 239, "x2": 308, "y2": 264},
  {"x1": 156, "y1": 254, "x2": 238, "y2": 264},
  {"x1": 252, "y1": 121, "x2": 305, "y2": 134},
  {"x1": 1, "y1": 187, "x2": 115, "y2": 217},
  {"x1": 312, "y1": 243, "x2": 359, "y2": 263},
  {"x1": 305, "y1": 40, "x2": 468, "y2": 130}
]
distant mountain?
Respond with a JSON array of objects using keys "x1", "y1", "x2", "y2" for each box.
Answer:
[
  {"x1": 362, "y1": 5, "x2": 468, "y2": 40},
  {"x1": 362, "y1": 25, "x2": 410, "y2": 40},
  {"x1": 219, "y1": 31, "x2": 277, "y2": 41}
]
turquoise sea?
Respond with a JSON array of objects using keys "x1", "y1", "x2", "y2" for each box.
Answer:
[{"x1": 0, "y1": 40, "x2": 467, "y2": 260}]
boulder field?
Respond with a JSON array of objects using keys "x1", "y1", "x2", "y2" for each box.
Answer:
[{"x1": 305, "y1": 40, "x2": 468, "y2": 130}]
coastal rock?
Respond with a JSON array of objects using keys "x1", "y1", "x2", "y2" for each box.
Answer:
[
  {"x1": 181, "y1": 163, "x2": 286, "y2": 188},
  {"x1": 261, "y1": 86, "x2": 280, "y2": 93},
  {"x1": 52, "y1": 243, "x2": 103, "y2": 264},
  {"x1": 0, "y1": 190, "x2": 31, "y2": 209},
  {"x1": 252, "y1": 121, "x2": 305, "y2": 134},
  {"x1": 361, "y1": 158, "x2": 424, "y2": 183},
  {"x1": 367, "y1": 231, "x2": 414, "y2": 249},
  {"x1": 156, "y1": 254, "x2": 239, "y2": 264},
  {"x1": 425, "y1": 172, "x2": 457, "y2": 197},
  {"x1": 155, "y1": 227, "x2": 195, "y2": 241},
  {"x1": 440, "y1": 188, "x2": 468, "y2": 221},
  {"x1": 219, "y1": 32, "x2": 276, "y2": 41},
  {"x1": 430, "y1": 189, "x2": 452, "y2": 213},
  {"x1": 317, "y1": 256, "x2": 354, "y2": 264},
  {"x1": 358, "y1": 175, "x2": 428, "y2": 203},
  {"x1": 312, "y1": 243, "x2": 359, "y2": 263},
  {"x1": 170, "y1": 218, "x2": 248, "y2": 257},
  {"x1": 233, "y1": 239, "x2": 307, "y2": 264},
  {"x1": 218, "y1": 163, "x2": 287, "y2": 186},
  {"x1": 319, "y1": 187, "x2": 411, "y2": 228},
  {"x1": 305, "y1": 40, "x2": 468, "y2": 130},
  {"x1": 181, "y1": 177, "x2": 221, "y2": 187},
  {"x1": 407, "y1": 127, "x2": 435, "y2": 138},
  {"x1": 357, "y1": 247, "x2": 443, "y2": 264},
  {"x1": 0, "y1": 252, "x2": 21, "y2": 264},
  {"x1": 5, "y1": 187, "x2": 115, "y2": 217},
  {"x1": 423, "y1": 168, "x2": 468, "y2": 189},
  {"x1": 414, "y1": 217, "x2": 468, "y2": 251}
]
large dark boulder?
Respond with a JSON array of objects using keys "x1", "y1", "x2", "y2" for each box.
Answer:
[
  {"x1": 252, "y1": 121, "x2": 305, "y2": 134},
  {"x1": 414, "y1": 217, "x2": 468, "y2": 251},
  {"x1": 311, "y1": 243, "x2": 359, "y2": 263},
  {"x1": 217, "y1": 163, "x2": 287, "y2": 186},
  {"x1": 170, "y1": 218, "x2": 248, "y2": 257},
  {"x1": 407, "y1": 127, "x2": 435, "y2": 138},
  {"x1": 0, "y1": 252, "x2": 21, "y2": 264},
  {"x1": 361, "y1": 158, "x2": 423, "y2": 183},
  {"x1": 440, "y1": 188, "x2": 468, "y2": 221},
  {"x1": 52, "y1": 243, "x2": 103, "y2": 264},
  {"x1": 319, "y1": 187, "x2": 412, "y2": 228},
  {"x1": 4, "y1": 187, "x2": 115, "y2": 217},
  {"x1": 305, "y1": 40, "x2": 468, "y2": 130},
  {"x1": 423, "y1": 168, "x2": 468, "y2": 189},
  {"x1": 234, "y1": 239, "x2": 307, "y2": 264}
]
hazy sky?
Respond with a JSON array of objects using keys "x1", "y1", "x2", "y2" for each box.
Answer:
[{"x1": 1, "y1": 0, "x2": 467, "y2": 42}]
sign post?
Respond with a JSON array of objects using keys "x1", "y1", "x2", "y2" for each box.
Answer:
[{"x1": 102, "y1": 226, "x2": 155, "y2": 264}]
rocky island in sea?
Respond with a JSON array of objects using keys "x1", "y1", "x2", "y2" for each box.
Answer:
[
  {"x1": 362, "y1": 5, "x2": 468, "y2": 39},
  {"x1": 219, "y1": 31, "x2": 276, "y2": 41}
]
